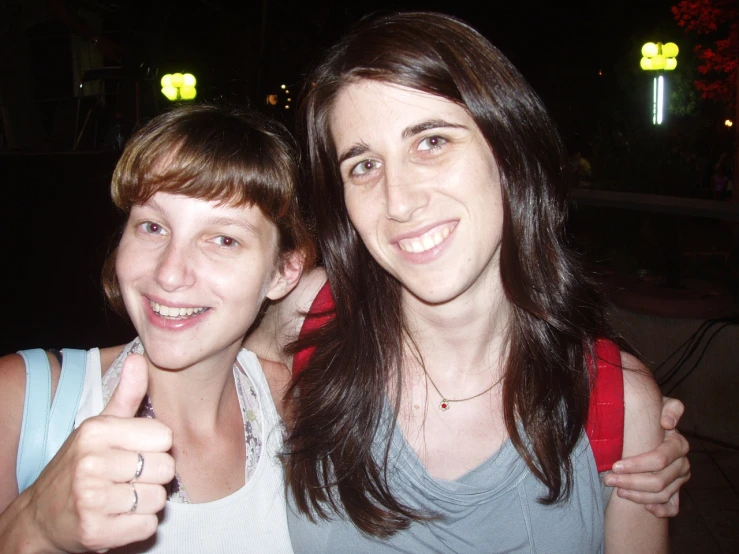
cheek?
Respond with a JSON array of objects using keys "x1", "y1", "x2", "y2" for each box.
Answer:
[
  {"x1": 345, "y1": 190, "x2": 381, "y2": 241},
  {"x1": 114, "y1": 237, "x2": 139, "y2": 290},
  {"x1": 216, "y1": 257, "x2": 275, "y2": 304}
]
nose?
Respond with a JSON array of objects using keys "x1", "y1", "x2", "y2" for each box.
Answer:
[
  {"x1": 384, "y1": 165, "x2": 428, "y2": 222},
  {"x1": 154, "y1": 241, "x2": 196, "y2": 292}
]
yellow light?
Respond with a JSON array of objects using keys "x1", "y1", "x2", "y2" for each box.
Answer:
[
  {"x1": 180, "y1": 86, "x2": 197, "y2": 100},
  {"x1": 642, "y1": 43, "x2": 658, "y2": 57},
  {"x1": 285, "y1": 105, "x2": 289, "y2": 109},
  {"x1": 161, "y1": 86, "x2": 178, "y2": 101},
  {"x1": 160, "y1": 72, "x2": 198, "y2": 101},
  {"x1": 726, "y1": 120, "x2": 734, "y2": 128},
  {"x1": 652, "y1": 55, "x2": 666, "y2": 70},
  {"x1": 266, "y1": 94, "x2": 278, "y2": 106},
  {"x1": 281, "y1": 84, "x2": 286, "y2": 89},
  {"x1": 285, "y1": 90, "x2": 289, "y2": 94},
  {"x1": 662, "y1": 42, "x2": 679, "y2": 58},
  {"x1": 641, "y1": 42, "x2": 678, "y2": 71}
]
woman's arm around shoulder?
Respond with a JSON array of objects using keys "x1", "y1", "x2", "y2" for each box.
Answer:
[
  {"x1": 259, "y1": 357, "x2": 292, "y2": 421},
  {"x1": 604, "y1": 351, "x2": 668, "y2": 553},
  {"x1": 244, "y1": 267, "x2": 327, "y2": 368}
]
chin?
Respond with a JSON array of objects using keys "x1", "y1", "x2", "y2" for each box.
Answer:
[
  {"x1": 145, "y1": 351, "x2": 195, "y2": 371},
  {"x1": 137, "y1": 338, "x2": 194, "y2": 368}
]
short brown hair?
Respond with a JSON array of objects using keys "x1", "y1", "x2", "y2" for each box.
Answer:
[{"x1": 103, "y1": 104, "x2": 315, "y2": 313}]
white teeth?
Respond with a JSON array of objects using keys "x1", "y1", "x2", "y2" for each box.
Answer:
[
  {"x1": 149, "y1": 301, "x2": 206, "y2": 319},
  {"x1": 398, "y1": 224, "x2": 454, "y2": 254}
]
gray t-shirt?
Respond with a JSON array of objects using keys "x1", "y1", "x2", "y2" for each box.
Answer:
[{"x1": 287, "y1": 415, "x2": 606, "y2": 553}]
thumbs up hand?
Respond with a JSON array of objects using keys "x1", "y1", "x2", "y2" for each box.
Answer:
[{"x1": 10, "y1": 354, "x2": 175, "y2": 553}]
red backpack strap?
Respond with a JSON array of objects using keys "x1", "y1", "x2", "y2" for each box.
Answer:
[
  {"x1": 585, "y1": 338, "x2": 625, "y2": 472},
  {"x1": 292, "y1": 280, "x2": 335, "y2": 377}
]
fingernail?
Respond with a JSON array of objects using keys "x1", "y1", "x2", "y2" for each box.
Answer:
[
  {"x1": 664, "y1": 416, "x2": 677, "y2": 427},
  {"x1": 618, "y1": 489, "x2": 629, "y2": 499},
  {"x1": 604, "y1": 475, "x2": 616, "y2": 486},
  {"x1": 613, "y1": 461, "x2": 624, "y2": 472}
]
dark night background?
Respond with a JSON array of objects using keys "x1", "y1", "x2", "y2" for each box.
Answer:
[{"x1": 0, "y1": 0, "x2": 735, "y2": 354}]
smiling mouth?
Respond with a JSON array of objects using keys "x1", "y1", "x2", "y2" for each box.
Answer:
[
  {"x1": 397, "y1": 222, "x2": 456, "y2": 254},
  {"x1": 150, "y1": 300, "x2": 208, "y2": 319}
]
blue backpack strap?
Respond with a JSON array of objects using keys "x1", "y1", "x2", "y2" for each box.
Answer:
[
  {"x1": 16, "y1": 349, "x2": 52, "y2": 493},
  {"x1": 47, "y1": 349, "x2": 87, "y2": 463},
  {"x1": 16, "y1": 348, "x2": 87, "y2": 493}
]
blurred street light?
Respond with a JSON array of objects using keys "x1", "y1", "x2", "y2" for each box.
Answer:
[
  {"x1": 161, "y1": 73, "x2": 197, "y2": 101},
  {"x1": 640, "y1": 42, "x2": 678, "y2": 125}
]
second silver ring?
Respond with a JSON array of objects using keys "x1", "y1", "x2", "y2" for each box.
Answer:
[{"x1": 132, "y1": 452, "x2": 144, "y2": 482}]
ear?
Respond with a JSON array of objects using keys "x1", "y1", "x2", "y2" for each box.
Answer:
[{"x1": 265, "y1": 249, "x2": 305, "y2": 301}]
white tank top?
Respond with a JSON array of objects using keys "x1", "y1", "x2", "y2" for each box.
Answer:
[{"x1": 75, "y1": 345, "x2": 293, "y2": 553}]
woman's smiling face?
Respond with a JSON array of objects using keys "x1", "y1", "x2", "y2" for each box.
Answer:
[
  {"x1": 330, "y1": 80, "x2": 505, "y2": 306},
  {"x1": 116, "y1": 192, "x2": 288, "y2": 371}
]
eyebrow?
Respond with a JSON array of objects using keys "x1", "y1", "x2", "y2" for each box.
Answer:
[
  {"x1": 401, "y1": 119, "x2": 468, "y2": 139},
  {"x1": 143, "y1": 199, "x2": 261, "y2": 237},
  {"x1": 205, "y1": 215, "x2": 261, "y2": 237},
  {"x1": 337, "y1": 119, "x2": 469, "y2": 164},
  {"x1": 338, "y1": 143, "x2": 370, "y2": 165}
]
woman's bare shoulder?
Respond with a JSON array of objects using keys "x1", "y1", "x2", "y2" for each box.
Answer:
[
  {"x1": 619, "y1": 350, "x2": 663, "y2": 455},
  {"x1": 603, "y1": 357, "x2": 668, "y2": 550},
  {"x1": 0, "y1": 351, "x2": 63, "y2": 400},
  {"x1": 0, "y1": 351, "x2": 62, "y2": 510},
  {"x1": 0, "y1": 354, "x2": 33, "y2": 423}
]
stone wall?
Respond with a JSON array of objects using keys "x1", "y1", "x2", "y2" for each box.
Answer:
[{"x1": 609, "y1": 307, "x2": 739, "y2": 447}]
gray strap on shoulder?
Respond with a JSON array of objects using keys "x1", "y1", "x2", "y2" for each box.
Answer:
[{"x1": 16, "y1": 348, "x2": 87, "y2": 493}]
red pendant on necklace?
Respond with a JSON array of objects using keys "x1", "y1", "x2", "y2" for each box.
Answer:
[{"x1": 440, "y1": 400, "x2": 450, "y2": 411}]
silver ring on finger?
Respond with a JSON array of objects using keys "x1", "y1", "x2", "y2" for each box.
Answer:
[
  {"x1": 131, "y1": 452, "x2": 144, "y2": 482},
  {"x1": 128, "y1": 482, "x2": 139, "y2": 514}
]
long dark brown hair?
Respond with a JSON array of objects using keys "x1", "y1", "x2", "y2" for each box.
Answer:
[{"x1": 285, "y1": 12, "x2": 610, "y2": 537}]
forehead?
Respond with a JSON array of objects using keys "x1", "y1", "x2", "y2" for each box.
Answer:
[{"x1": 329, "y1": 81, "x2": 476, "y2": 147}]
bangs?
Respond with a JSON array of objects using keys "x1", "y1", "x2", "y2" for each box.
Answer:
[{"x1": 111, "y1": 106, "x2": 297, "y2": 222}]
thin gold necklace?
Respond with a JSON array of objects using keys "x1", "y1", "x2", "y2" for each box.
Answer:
[{"x1": 423, "y1": 366, "x2": 502, "y2": 411}]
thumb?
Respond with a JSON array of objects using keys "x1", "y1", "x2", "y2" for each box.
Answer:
[
  {"x1": 102, "y1": 353, "x2": 149, "y2": 418},
  {"x1": 660, "y1": 397, "x2": 684, "y2": 430}
]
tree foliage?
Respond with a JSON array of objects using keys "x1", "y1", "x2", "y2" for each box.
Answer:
[{"x1": 672, "y1": 0, "x2": 737, "y2": 106}]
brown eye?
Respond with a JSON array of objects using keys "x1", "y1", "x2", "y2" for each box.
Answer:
[
  {"x1": 418, "y1": 136, "x2": 447, "y2": 151},
  {"x1": 215, "y1": 235, "x2": 238, "y2": 247},
  {"x1": 350, "y1": 158, "x2": 381, "y2": 177}
]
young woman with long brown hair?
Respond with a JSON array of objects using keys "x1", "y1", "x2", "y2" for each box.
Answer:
[{"x1": 272, "y1": 12, "x2": 684, "y2": 552}]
